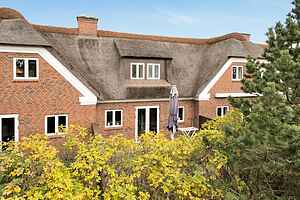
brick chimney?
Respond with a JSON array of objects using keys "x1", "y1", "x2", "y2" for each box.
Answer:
[
  {"x1": 241, "y1": 33, "x2": 251, "y2": 41},
  {"x1": 77, "y1": 15, "x2": 98, "y2": 36}
]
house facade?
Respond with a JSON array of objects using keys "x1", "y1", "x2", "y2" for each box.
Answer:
[{"x1": 0, "y1": 8, "x2": 264, "y2": 142}]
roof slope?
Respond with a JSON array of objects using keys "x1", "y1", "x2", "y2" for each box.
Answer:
[
  {"x1": 0, "y1": 8, "x2": 265, "y2": 100},
  {"x1": 0, "y1": 19, "x2": 50, "y2": 46}
]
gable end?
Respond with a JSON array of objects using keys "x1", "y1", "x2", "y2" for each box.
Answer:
[{"x1": 0, "y1": 45, "x2": 98, "y2": 105}]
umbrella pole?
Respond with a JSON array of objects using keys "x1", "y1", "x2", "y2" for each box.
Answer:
[{"x1": 171, "y1": 125, "x2": 176, "y2": 140}]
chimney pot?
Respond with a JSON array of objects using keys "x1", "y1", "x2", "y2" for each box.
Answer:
[{"x1": 77, "y1": 15, "x2": 98, "y2": 36}]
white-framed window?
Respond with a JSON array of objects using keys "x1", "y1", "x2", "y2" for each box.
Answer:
[
  {"x1": 178, "y1": 106, "x2": 184, "y2": 122},
  {"x1": 232, "y1": 66, "x2": 243, "y2": 81},
  {"x1": 13, "y1": 58, "x2": 39, "y2": 80},
  {"x1": 147, "y1": 63, "x2": 160, "y2": 79},
  {"x1": 105, "y1": 110, "x2": 123, "y2": 128},
  {"x1": 216, "y1": 106, "x2": 229, "y2": 117},
  {"x1": 130, "y1": 63, "x2": 145, "y2": 79},
  {"x1": 45, "y1": 114, "x2": 68, "y2": 136}
]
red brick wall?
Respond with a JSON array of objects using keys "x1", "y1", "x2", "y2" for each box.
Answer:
[
  {"x1": 0, "y1": 52, "x2": 96, "y2": 140},
  {"x1": 198, "y1": 62, "x2": 245, "y2": 119},
  {"x1": 95, "y1": 100, "x2": 196, "y2": 138}
]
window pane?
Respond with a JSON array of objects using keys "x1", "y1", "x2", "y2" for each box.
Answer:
[
  {"x1": 138, "y1": 109, "x2": 146, "y2": 136},
  {"x1": 28, "y1": 60, "x2": 37, "y2": 78},
  {"x1": 115, "y1": 111, "x2": 122, "y2": 126},
  {"x1": 131, "y1": 64, "x2": 137, "y2": 78},
  {"x1": 223, "y1": 107, "x2": 228, "y2": 115},
  {"x1": 149, "y1": 108, "x2": 158, "y2": 132},
  {"x1": 178, "y1": 107, "x2": 183, "y2": 121},
  {"x1": 148, "y1": 65, "x2": 153, "y2": 78},
  {"x1": 138, "y1": 64, "x2": 144, "y2": 78},
  {"x1": 58, "y1": 116, "x2": 67, "y2": 132},
  {"x1": 47, "y1": 117, "x2": 55, "y2": 134},
  {"x1": 232, "y1": 67, "x2": 237, "y2": 80},
  {"x1": 106, "y1": 111, "x2": 113, "y2": 126},
  {"x1": 154, "y1": 65, "x2": 159, "y2": 78},
  {"x1": 238, "y1": 67, "x2": 243, "y2": 79},
  {"x1": 16, "y1": 59, "x2": 25, "y2": 77},
  {"x1": 217, "y1": 108, "x2": 222, "y2": 116}
]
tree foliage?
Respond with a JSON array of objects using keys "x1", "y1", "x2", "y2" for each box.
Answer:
[{"x1": 226, "y1": 0, "x2": 300, "y2": 199}]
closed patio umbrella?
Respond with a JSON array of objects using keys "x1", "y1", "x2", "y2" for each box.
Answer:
[{"x1": 167, "y1": 85, "x2": 179, "y2": 140}]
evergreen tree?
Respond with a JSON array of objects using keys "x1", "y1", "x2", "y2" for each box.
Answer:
[{"x1": 227, "y1": 0, "x2": 300, "y2": 199}]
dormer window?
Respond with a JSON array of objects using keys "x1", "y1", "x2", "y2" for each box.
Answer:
[
  {"x1": 13, "y1": 58, "x2": 39, "y2": 80},
  {"x1": 232, "y1": 66, "x2": 243, "y2": 81},
  {"x1": 131, "y1": 63, "x2": 144, "y2": 79},
  {"x1": 147, "y1": 64, "x2": 160, "y2": 79}
]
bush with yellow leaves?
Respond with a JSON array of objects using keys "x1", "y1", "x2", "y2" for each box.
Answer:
[{"x1": 0, "y1": 125, "x2": 229, "y2": 199}]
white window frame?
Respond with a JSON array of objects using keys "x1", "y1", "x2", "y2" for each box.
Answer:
[
  {"x1": 130, "y1": 63, "x2": 145, "y2": 80},
  {"x1": 147, "y1": 63, "x2": 160, "y2": 80},
  {"x1": 0, "y1": 114, "x2": 19, "y2": 142},
  {"x1": 216, "y1": 106, "x2": 229, "y2": 117},
  {"x1": 44, "y1": 114, "x2": 68, "y2": 136},
  {"x1": 178, "y1": 106, "x2": 184, "y2": 123},
  {"x1": 232, "y1": 66, "x2": 243, "y2": 81},
  {"x1": 105, "y1": 110, "x2": 123, "y2": 128},
  {"x1": 135, "y1": 106, "x2": 160, "y2": 142},
  {"x1": 13, "y1": 58, "x2": 39, "y2": 80}
]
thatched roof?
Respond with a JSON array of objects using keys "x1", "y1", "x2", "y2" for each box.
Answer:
[
  {"x1": 115, "y1": 39, "x2": 172, "y2": 59},
  {"x1": 0, "y1": 8, "x2": 265, "y2": 101},
  {"x1": 0, "y1": 7, "x2": 25, "y2": 21},
  {"x1": 0, "y1": 19, "x2": 50, "y2": 46}
]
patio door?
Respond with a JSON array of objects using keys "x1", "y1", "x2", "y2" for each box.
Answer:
[
  {"x1": 0, "y1": 114, "x2": 19, "y2": 143},
  {"x1": 135, "y1": 106, "x2": 159, "y2": 140}
]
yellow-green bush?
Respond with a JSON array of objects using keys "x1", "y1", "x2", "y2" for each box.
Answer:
[{"x1": 0, "y1": 125, "x2": 228, "y2": 200}]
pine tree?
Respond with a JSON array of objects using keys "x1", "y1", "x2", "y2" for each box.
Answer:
[{"x1": 227, "y1": 0, "x2": 300, "y2": 198}]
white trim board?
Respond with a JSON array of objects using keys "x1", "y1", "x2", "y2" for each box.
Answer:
[
  {"x1": 215, "y1": 93, "x2": 261, "y2": 98},
  {"x1": 198, "y1": 57, "x2": 266, "y2": 101},
  {"x1": 0, "y1": 45, "x2": 97, "y2": 105}
]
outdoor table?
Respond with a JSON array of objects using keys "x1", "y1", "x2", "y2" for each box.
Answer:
[{"x1": 178, "y1": 127, "x2": 199, "y2": 137}]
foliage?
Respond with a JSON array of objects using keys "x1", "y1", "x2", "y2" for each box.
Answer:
[
  {"x1": 0, "y1": 125, "x2": 228, "y2": 200},
  {"x1": 225, "y1": 1, "x2": 300, "y2": 199},
  {"x1": 0, "y1": 134, "x2": 85, "y2": 200}
]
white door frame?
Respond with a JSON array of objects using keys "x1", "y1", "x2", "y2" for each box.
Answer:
[
  {"x1": 135, "y1": 106, "x2": 160, "y2": 141},
  {"x1": 0, "y1": 114, "x2": 19, "y2": 142}
]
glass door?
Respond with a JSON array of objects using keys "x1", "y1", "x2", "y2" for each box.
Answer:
[
  {"x1": 136, "y1": 107, "x2": 159, "y2": 140},
  {"x1": 1, "y1": 118, "x2": 15, "y2": 142},
  {"x1": 0, "y1": 115, "x2": 19, "y2": 143}
]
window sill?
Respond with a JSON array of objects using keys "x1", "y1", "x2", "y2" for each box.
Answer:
[
  {"x1": 104, "y1": 126, "x2": 123, "y2": 131},
  {"x1": 47, "y1": 134, "x2": 66, "y2": 139},
  {"x1": 13, "y1": 79, "x2": 39, "y2": 83}
]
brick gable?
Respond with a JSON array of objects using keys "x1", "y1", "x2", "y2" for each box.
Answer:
[{"x1": 0, "y1": 52, "x2": 96, "y2": 139}]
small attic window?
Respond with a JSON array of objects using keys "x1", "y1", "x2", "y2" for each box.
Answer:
[
  {"x1": 147, "y1": 64, "x2": 160, "y2": 79},
  {"x1": 13, "y1": 58, "x2": 39, "y2": 80},
  {"x1": 131, "y1": 63, "x2": 144, "y2": 79}
]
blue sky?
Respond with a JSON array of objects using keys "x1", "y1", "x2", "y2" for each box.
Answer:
[{"x1": 0, "y1": 0, "x2": 293, "y2": 42}]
